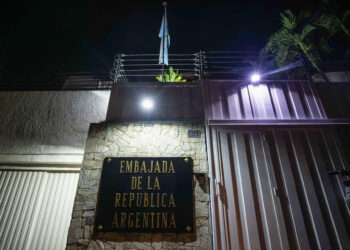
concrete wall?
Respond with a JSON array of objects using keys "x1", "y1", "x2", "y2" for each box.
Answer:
[
  {"x1": 0, "y1": 90, "x2": 110, "y2": 250},
  {"x1": 67, "y1": 123, "x2": 211, "y2": 250},
  {"x1": 0, "y1": 91, "x2": 110, "y2": 154},
  {"x1": 313, "y1": 71, "x2": 350, "y2": 82}
]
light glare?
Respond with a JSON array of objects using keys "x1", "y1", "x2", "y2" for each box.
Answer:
[
  {"x1": 251, "y1": 73, "x2": 261, "y2": 83},
  {"x1": 141, "y1": 98, "x2": 154, "y2": 110}
]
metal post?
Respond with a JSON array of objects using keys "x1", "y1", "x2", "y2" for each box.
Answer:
[
  {"x1": 199, "y1": 50, "x2": 203, "y2": 81},
  {"x1": 115, "y1": 54, "x2": 121, "y2": 83},
  {"x1": 161, "y1": 1, "x2": 167, "y2": 82}
]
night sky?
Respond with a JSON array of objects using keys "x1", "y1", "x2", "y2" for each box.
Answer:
[{"x1": 0, "y1": 0, "x2": 348, "y2": 81}]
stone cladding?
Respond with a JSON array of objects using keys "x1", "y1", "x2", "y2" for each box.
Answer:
[{"x1": 67, "y1": 123, "x2": 211, "y2": 250}]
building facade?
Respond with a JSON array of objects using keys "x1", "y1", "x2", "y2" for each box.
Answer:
[
  {"x1": 0, "y1": 91, "x2": 110, "y2": 249},
  {"x1": 0, "y1": 75, "x2": 349, "y2": 250}
]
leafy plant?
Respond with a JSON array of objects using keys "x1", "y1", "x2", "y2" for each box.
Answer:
[
  {"x1": 315, "y1": 4, "x2": 350, "y2": 57},
  {"x1": 156, "y1": 67, "x2": 186, "y2": 82},
  {"x1": 315, "y1": 11, "x2": 349, "y2": 36},
  {"x1": 265, "y1": 10, "x2": 330, "y2": 81}
]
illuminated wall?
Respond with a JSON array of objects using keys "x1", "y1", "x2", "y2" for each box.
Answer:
[
  {"x1": 67, "y1": 123, "x2": 212, "y2": 250},
  {"x1": 0, "y1": 90, "x2": 111, "y2": 250},
  {"x1": 0, "y1": 91, "x2": 110, "y2": 153}
]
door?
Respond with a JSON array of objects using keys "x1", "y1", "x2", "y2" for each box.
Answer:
[{"x1": 208, "y1": 127, "x2": 350, "y2": 250}]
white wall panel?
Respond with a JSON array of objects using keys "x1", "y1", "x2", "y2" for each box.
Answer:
[{"x1": 0, "y1": 170, "x2": 79, "y2": 250}]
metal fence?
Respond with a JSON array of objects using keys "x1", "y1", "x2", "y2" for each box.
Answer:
[
  {"x1": 109, "y1": 51, "x2": 259, "y2": 83},
  {"x1": 208, "y1": 127, "x2": 350, "y2": 250}
]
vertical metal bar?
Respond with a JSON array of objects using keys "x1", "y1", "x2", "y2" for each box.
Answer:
[
  {"x1": 247, "y1": 84, "x2": 259, "y2": 118},
  {"x1": 60, "y1": 173, "x2": 80, "y2": 249},
  {"x1": 270, "y1": 82, "x2": 291, "y2": 119},
  {"x1": 210, "y1": 83, "x2": 224, "y2": 120},
  {"x1": 273, "y1": 131, "x2": 311, "y2": 250},
  {"x1": 0, "y1": 171, "x2": 24, "y2": 244},
  {"x1": 4, "y1": 172, "x2": 34, "y2": 250},
  {"x1": 217, "y1": 131, "x2": 232, "y2": 250},
  {"x1": 15, "y1": 172, "x2": 44, "y2": 250},
  {"x1": 220, "y1": 132, "x2": 242, "y2": 250},
  {"x1": 261, "y1": 132, "x2": 290, "y2": 250},
  {"x1": 321, "y1": 130, "x2": 350, "y2": 229},
  {"x1": 114, "y1": 54, "x2": 120, "y2": 83},
  {"x1": 240, "y1": 86, "x2": 254, "y2": 119},
  {"x1": 199, "y1": 50, "x2": 204, "y2": 81},
  {"x1": 226, "y1": 87, "x2": 242, "y2": 119},
  {"x1": 286, "y1": 82, "x2": 306, "y2": 119},
  {"x1": 306, "y1": 131, "x2": 350, "y2": 249},
  {"x1": 249, "y1": 132, "x2": 288, "y2": 250},
  {"x1": 230, "y1": 131, "x2": 261, "y2": 250},
  {"x1": 212, "y1": 128, "x2": 229, "y2": 249},
  {"x1": 248, "y1": 84, "x2": 275, "y2": 119},
  {"x1": 0, "y1": 171, "x2": 17, "y2": 222},
  {"x1": 0, "y1": 171, "x2": 13, "y2": 211},
  {"x1": 160, "y1": 2, "x2": 167, "y2": 82},
  {"x1": 257, "y1": 84, "x2": 275, "y2": 119},
  {"x1": 35, "y1": 174, "x2": 59, "y2": 249},
  {"x1": 299, "y1": 81, "x2": 323, "y2": 119},
  {"x1": 289, "y1": 131, "x2": 332, "y2": 249},
  {"x1": 206, "y1": 125, "x2": 218, "y2": 250},
  {"x1": 305, "y1": 79, "x2": 327, "y2": 118},
  {"x1": 45, "y1": 174, "x2": 67, "y2": 249}
]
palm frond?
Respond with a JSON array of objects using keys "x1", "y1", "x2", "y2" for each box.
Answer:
[
  {"x1": 318, "y1": 37, "x2": 332, "y2": 54},
  {"x1": 298, "y1": 10, "x2": 310, "y2": 23},
  {"x1": 266, "y1": 29, "x2": 295, "y2": 52},
  {"x1": 342, "y1": 10, "x2": 350, "y2": 22},
  {"x1": 280, "y1": 10, "x2": 297, "y2": 30},
  {"x1": 265, "y1": 9, "x2": 329, "y2": 80},
  {"x1": 275, "y1": 47, "x2": 290, "y2": 67},
  {"x1": 316, "y1": 13, "x2": 340, "y2": 36},
  {"x1": 303, "y1": 42, "x2": 321, "y2": 63},
  {"x1": 275, "y1": 44, "x2": 300, "y2": 67},
  {"x1": 265, "y1": 24, "x2": 302, "y2": 67},
  {"x1": 300, "y1": 25, "x2": 316, "y2": 41}
]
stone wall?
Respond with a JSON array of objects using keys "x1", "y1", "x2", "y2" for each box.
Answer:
[{"x1": 67, "y1": 123, "x2": 212, "y2": 250}]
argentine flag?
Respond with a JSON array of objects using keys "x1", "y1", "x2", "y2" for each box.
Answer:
[{"x1": 159, "y1": 8, "x2": 170, "y2": 65}]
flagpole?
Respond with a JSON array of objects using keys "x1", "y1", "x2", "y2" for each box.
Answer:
[{"x1": 161, "y1": 1, "x2": 167, "y2": 81}]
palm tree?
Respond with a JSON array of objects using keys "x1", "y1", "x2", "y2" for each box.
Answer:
[
  {"x1": 265, "y1": 10, "x2": 330, "y2": 81},
  {"x1": 315, "y1": 10, "x2": 350, "y2": 37}
]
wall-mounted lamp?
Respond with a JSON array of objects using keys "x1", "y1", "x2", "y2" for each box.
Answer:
[
  {"x1": 141, "y1": 98, "x2": 154, "y2": 111},
  {"x1": 250, "y1": 73, "x2": 261, "y2": 83}
]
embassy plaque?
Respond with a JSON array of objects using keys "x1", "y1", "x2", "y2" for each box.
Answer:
[{"x1": 94, "y1": 157, "x2": 194, "y2": 233}]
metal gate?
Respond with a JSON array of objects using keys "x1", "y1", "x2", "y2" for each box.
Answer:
[{"x1": 208, "y1": 127, "x2": 350, "y2": 250}]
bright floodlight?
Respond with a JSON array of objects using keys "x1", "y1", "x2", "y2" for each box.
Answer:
[
  {"x1": 251, "y1": 73, "x2": 261, "y2": 83},
  {"x1": 141, "y1": 98, "x2": 154, "y2": 110}
]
